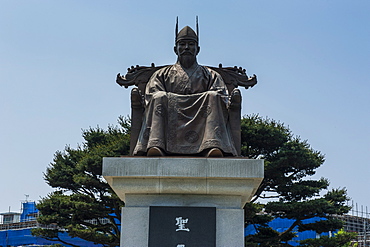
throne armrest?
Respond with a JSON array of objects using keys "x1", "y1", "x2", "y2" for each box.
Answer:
[
  {"x1": 129, "y1": 88, "x2": 144, "y2": 155},
  {"x1": 228, "y1": 88, "x2": 242, "y2": 156}
]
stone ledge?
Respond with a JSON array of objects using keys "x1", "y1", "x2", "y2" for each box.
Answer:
[
  {"x1": 103, "y1": 157, "x2": 263, "y2": 178},
  {"x1": 102, "y1": 157, "x2": 264, "y2": 208},
  {"x1": 124, "y1": 194, "x2": 242, "y2": 208}
]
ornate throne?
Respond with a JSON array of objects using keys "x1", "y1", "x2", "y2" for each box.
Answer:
[{"x1": 116, "y1": 63, "x2": 257, "y2": 156}]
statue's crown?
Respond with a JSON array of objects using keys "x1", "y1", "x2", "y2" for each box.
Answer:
[
  {"x1": 176, "y1": 26, "x2": 198, "y2": 43},
  {"x1": 175, "y1": 17, "x2": 199, "y2": 44}
]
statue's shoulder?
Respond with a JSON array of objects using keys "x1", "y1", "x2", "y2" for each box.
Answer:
[{"x1": 199, "y1": 65, "x2": 215, "y2": 75}]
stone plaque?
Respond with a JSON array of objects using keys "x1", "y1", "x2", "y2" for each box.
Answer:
[{"x1": 148, "y1": 206, "x2": 216, "y2": 247}]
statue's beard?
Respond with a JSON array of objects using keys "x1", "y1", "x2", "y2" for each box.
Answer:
[{"x1": 178, "y1": 54, "x2": 197, "y2": 69}]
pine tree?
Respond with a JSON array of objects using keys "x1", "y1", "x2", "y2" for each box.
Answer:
[{"x1": 242, "y1": 114, "x2": 352, "y2": 246}]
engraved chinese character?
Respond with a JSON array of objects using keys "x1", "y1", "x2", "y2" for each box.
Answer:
[{"x1": 175, "y1": 217, "x2": 190, "y2": 232}]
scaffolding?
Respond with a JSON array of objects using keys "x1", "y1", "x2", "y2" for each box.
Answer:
[
  {"x1": 0, "y1": 201, "x2": 105, "y2": 247},
  {"x1": 337, "y1": 203, "x2": 370, "y2": 247},
  {"x1": 0, "y1": 220, "x2": 58, "y2": 231}
]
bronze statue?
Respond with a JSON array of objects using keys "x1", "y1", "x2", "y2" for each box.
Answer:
[{"x1": 116, "y1": 18, "x2": 257, "y2": 157}]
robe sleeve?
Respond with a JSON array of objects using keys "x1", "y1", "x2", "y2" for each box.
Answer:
[
  {"x1": 145, "y1": 69, "x2": 167, "y2": 106},
  {"x1": 207, "y1": 68, "x2": 229, "y2": 105}
]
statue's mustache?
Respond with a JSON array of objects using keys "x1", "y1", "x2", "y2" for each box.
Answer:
[{"x1": 180, "y1": 50, "x2": 194, "y2": 55}]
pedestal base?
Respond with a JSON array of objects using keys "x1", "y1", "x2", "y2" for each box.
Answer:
[
  {"x1": 121, "y1": 206, "x2": 243, "y2": 247},
  {"x1": 103, "y1": 157, "x2": 263, "y2": 247}
]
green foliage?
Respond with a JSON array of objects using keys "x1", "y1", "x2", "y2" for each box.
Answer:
[
  {"x1": 300, "y1": 229, "x2": 358, "y2": 246},
  {"x1": 242, "y1": 115, "x2": 352, "y2": 246},
  {"x1": 33, "y1": 116, "x2": 130, "y2": 247}
]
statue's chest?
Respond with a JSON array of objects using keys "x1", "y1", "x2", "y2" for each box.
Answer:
[{"x1": 167, "y1": 69, "x2": 208, "y2": 94}]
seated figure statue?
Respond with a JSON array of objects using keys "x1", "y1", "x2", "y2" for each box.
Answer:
[{"x1": 116, "y1": 23, "x2": 257, "y2": 157}]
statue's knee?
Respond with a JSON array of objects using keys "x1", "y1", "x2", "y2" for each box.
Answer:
[
  {"x1": 152, "y1": 91, "x2": 167, "y2": 100},
  {"x1": 207, "y1": 90, "x2": 219, "y2": 97}
]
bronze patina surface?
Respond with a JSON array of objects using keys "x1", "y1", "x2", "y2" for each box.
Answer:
[{"x1": 117, "y1": 18, "x2": 257, "y2": 157}]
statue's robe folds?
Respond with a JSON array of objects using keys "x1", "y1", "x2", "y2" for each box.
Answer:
[{"x1": 133, "y1": 62, "x2": 237, "y2": 156}]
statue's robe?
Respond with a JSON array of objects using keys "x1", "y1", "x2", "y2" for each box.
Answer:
[{"x1": 133, "y1": 62, "x2": 237, "y2": 156}]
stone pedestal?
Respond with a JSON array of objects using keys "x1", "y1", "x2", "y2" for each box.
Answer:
[{"x1": 103, "y1": 157, "x2": 263, "y2": 247}]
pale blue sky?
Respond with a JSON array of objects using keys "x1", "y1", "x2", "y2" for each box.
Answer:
[{"x1": 1, "y1": 1, "x2": 369, "y2": 213}]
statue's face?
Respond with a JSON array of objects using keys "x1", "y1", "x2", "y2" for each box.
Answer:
[{"x1": 175, "y1": 39, "x2": 199, "y2": 59}]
